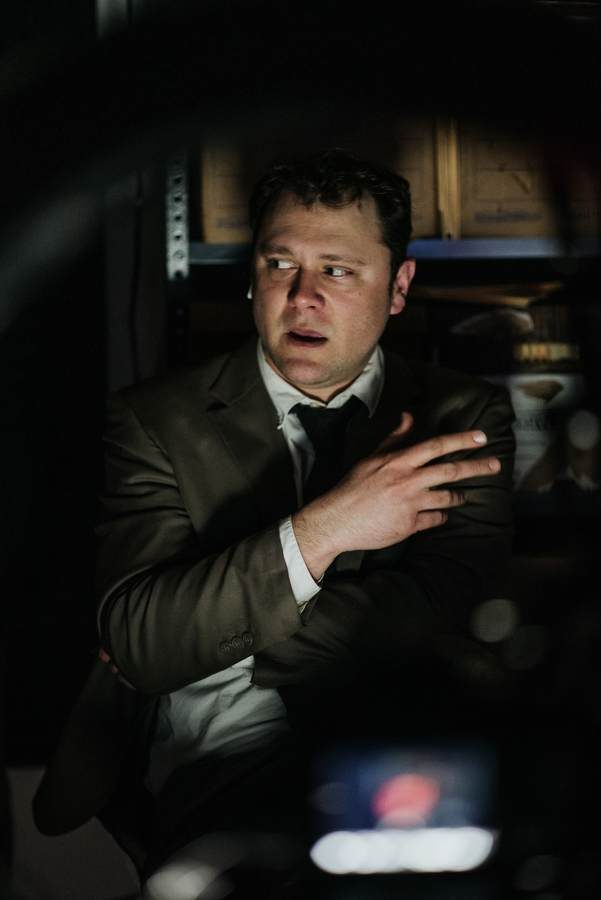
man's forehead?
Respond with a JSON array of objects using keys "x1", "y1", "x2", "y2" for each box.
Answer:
[{"x1": 258, "y1": 191, "x2": 383, "y2": 244}]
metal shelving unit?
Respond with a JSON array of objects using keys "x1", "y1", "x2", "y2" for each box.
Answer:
[{"x1": 188, "y1": 237, "x2": 601, "y2": 266}]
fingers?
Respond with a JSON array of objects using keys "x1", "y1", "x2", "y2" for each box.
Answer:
[
  {"x1": 403, "y1": 429, "x2": 489, "y2": 468},
  {"x1": 414, "y1": 489, "x2": 468, "y2": 533},
  {"x1": 421, "y1": 488, "x2": 466, "y2": 510},
  {"x1": 414, "y1": 510, "x2": 448, "y2": 532},
  {"x1": 416, "y1": 456, "x2": 501, "y2": 490},
  {"x1": 397, "y1": 410, "x2": 414, "y2": 436}
]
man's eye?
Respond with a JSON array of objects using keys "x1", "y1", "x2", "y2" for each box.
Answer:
[
  {"x1": 325, "y1": 266, "x2": 350, "y2": 277},
  {"x1": 267, "y1": 258, "x2": 295, "y2": 270}
]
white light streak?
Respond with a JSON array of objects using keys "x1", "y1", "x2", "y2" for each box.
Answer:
[
  {"x1": 144, "y1": 862, "x2": 221, "y2": 900},
  {"x1": 310, "y1": 827, "x2": 496, "y2": 876}
]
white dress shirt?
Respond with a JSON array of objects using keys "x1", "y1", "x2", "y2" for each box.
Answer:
[{"x1": 145, "y1": 340, "x2": 384, "y2": 795}]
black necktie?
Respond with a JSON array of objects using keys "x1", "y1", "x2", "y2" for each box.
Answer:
[{"x1": 293, "y1": 396, "x2": 363, "y2": 504}]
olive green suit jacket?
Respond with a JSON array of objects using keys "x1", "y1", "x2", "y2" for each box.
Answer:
[{"x1": 34, "y1": 337, "x2": 515, "y2": 835}]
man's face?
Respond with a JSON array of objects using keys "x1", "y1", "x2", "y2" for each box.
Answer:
[{"x1": 252, "y1": 192, "x2": 415, "y2": 402}]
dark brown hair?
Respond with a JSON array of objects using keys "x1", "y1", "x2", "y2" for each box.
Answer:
[{"x1": 249, "y1": 148, "x2": 412, "y2": 288}]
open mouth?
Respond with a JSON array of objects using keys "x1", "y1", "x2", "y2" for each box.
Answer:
[{"x1": 287, "y1": 330, "x2": 328, "y2": 345}]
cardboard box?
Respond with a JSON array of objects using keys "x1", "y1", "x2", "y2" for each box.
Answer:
[
  {"x1": 458, "y1": 124, "x2": 599, "y2": 238},
  {"x1": 200, "y1": 118, "x2": 439, "y2": 244},
  {"x1": 200, "y1": 121, "x2": 599, "y2": 244},
  {"x1": 459, "y1": 125, "x2": 555, "y2": 237},
  {"x1": 434, "y1": 118, "x2": 461, "y2": 239},
  {"x1": 394, "y1": 118, "x2": 438, "y2": 238},
  {"x1": 200, "y1": 144, "x2": 252, "y2": 244}
]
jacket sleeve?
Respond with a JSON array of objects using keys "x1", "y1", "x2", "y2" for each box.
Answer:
[
  {"x1": 252, "y1": 382, "x2": 515, "y2": 688},
  {"x1": 96, "y1": 391, "x2": 302, "y2": 695}
]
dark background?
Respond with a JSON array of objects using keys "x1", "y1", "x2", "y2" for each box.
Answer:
[{"x1": 2, "y1": 1, "x2": 601, "y2": 896}]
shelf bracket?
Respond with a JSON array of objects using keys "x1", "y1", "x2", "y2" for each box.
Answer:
[{"x1": 166, "y1": 155, "x2": 190, "y2": 282}]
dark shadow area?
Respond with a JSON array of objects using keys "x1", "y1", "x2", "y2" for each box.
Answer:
[
  {"x1": 0, "y1": 240, "x2": 105, "y2": 764},
  {"x1": 1, "y1": 1, "x2": 601, "y2": 897}
]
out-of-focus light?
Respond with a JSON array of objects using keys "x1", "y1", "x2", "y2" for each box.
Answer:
[
  {"x1": 372, "y1": 773, "x2": 440, "y2": 827},
  {"x1": 514, "y1": 854, "x2": 560, "y2": 892},
  {"x1": 143, "y1": 832, "x2": 298, "y2": 899},
  {"x1": 309, "y1": 832, "x2": 368, "y2": 875},
  {"x1": 144, "y1": 862, "x2": 224, "y2": 900},
  {"x1": 503, "y1": 625, "x2": 547, "y2": 670},
  {"x1": 401, "y1": 828, "x2": 496, "y2": 874},
  {"x1": 353, "y1": 831, "x2": 401, "y2": 874},
  {"x1": 310, "y1": 827, "x2": 496, "y2": 875},
  {"x1": 567, "y1": 409, "x2": 600, "y2": 451},
  {"x1": 471, "y1": 598, "x2": 519, "y2": 643}
]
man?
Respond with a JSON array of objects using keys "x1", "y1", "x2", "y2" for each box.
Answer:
[{"x1": 34, "y1": 150, "x2": 514, "y2": 893}]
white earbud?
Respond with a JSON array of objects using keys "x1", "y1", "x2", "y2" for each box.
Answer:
[{"x1": 246, "y1": 285, "x2": 253, "y2": 299}]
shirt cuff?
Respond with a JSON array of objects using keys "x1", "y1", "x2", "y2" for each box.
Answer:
[{"x1": 278, "y1": 516, "x2": 322, "y2": 612}]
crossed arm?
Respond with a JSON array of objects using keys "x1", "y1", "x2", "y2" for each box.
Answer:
[
  {"x1": 97, "y1": 383, "x2": 514, "y2": 695},
  {"x1": 255, "y1": 386, "x2": 515, "y2": 687}
]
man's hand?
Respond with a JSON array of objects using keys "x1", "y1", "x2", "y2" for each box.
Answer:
[{"x1": 292, "y1": 412, "x2": 501, "y2": 581}]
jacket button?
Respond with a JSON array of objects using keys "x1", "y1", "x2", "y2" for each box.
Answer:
[
  {"x1": 230, "y1": 636, "x2": 244, "y2": 650},
  {"x1": 242, "y1": 632, "x2": 253, "y2": 646},
  {"x1": 219, "y1": 641, "x2": 232, "y2": 654}
]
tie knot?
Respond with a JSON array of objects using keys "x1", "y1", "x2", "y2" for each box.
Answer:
[{"x1": 293, "y1": 396, "x2": 363, "y2": 449}]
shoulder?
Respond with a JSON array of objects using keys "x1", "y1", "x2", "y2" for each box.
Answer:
[
  {"x1": 408, "y1": 357, "x2": 503, "y2": 401},
  {"x1": 119, "y1": 354, "x2": 227, "y2": 410},
  {"x1": 112, "y1": 338, "x2": 258, "y2": 425},
  {"x1": 383, "y1": 349, "x2": 514, "y2": 430}
]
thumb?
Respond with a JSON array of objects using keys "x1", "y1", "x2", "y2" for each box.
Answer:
[{"x1": 377, "y1": 411, "x2": 414, "y2": 451}]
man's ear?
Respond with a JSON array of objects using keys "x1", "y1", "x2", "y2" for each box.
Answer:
[{"x1": 389, "y1": 258, "x2": 416, "y2": 315}]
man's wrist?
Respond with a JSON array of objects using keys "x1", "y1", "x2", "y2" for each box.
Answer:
[
  {"x1": 291, "y1": 504, "x2": 340, "y2": 581},
  {"x1": 278, "y1": 516, "x2": 322, "y2": 606}
]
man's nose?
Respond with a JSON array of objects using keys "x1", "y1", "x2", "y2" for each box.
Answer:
[{"x1": 287, "y1": 268, "x2": 323, "y2": 307}]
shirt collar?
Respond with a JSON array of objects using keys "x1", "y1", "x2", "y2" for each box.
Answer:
[{"x1": 256, "y1": 338, "x2": 384, "y2": 429}]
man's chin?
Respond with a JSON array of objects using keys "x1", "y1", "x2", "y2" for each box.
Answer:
[
  {"x1": 267, "y1": 353, "x2": 327, "y2": 388},
  {"x1": 270, "y1": 357, "x2": 359, "y2": 401},
  {"x1": 277, "y1": 361, "x2": 327, "y2": 390}
]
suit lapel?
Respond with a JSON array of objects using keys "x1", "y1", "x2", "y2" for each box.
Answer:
[
  {"x1": 207, "y1": 339, "x2": 297, "y2": 528},
  {"x1": 345, "y1": 349, "x2": 421, "y2": 467}
]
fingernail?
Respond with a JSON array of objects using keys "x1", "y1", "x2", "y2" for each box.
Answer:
[
  {"x1": 488, "y1": 458, "x2": 501, "y2": 472},
  {"x1": 473, "y1": 431, "x2": 487, "y2": 444}
]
